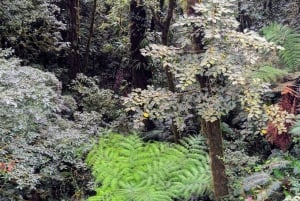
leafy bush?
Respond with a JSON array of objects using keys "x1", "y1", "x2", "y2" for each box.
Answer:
[
  {"x1": 0, "y1": 0, "x2": 67, "y2": 64},
  {"x1": 86, "y1": 133, "x2": 211, "y2": 201},
  {"x1": 289, "y1": 116, "x2": 300, "y2": 143},
  {"x1": 70, "y1": 74, "x2": 120, "y2": 116},
  {"x1": 70, "y1": 73, "x2": 131, "y2": 132},
  {"x1": 0, "y1": 49, "x2": 101, "y2": 200},
  {"x1": 223, "y1": 139, "x2": 261, "y2": 200}
]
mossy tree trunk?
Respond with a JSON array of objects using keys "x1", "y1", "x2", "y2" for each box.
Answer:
[
  {"x1": 161, "y1": 0, "x2": 176, "y2": 92},
  {"x1": 83, "y1": 0, "x2": 97, "y2": 73},
  {"x1": 187, "y1": 1, "x2": 229, "y2": 200},
  {"x1": 130, "y1": 0, "x2": 152, "y2": 89},
  {"x1": 68, "y1": 0, "x2": 80, "y2": 79}
]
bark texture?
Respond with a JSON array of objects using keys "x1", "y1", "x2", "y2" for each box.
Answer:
[
  {"x1": 130, "y1": 0, "x2": 152, "y2": 89},
  {"x1": 68, "y1": 0, "x2": 80, "y2": 79},
  {"x1": 83, "y1": 0, "x2": 97, "y2": 72},
  {"x1": 201, "y1": 119, "x2": 229, "y2": 201}
]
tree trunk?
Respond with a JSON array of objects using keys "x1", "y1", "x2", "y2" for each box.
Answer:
[
  {"x1": 68, "y1": 0, "x2": 80, "y2": 79},
  {"x1": 201, "y1": 119, "x2": 228, "y2": 201},
  {"x1": 83, "y1": 0, "x2": 97, "y2": 73},
  {"x1": 130, "y1": 0, "x2": 152, "y2": 89},
  {"x1": 162, "y1": 0, "x2": 176, "y2": 92},
  {"x1": 163, "y1": 0, "x2": 180, "y2": 143},
  {"x1": 187, "y1": 0, "x2": 229, "y2": 200}
]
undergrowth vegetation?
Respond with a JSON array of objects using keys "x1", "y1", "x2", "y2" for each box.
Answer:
[
  {"x1": 1, "y1": 0, "x2": 300, "y2": 201},
  {"x1": 242, "y1": 152, "x2": 300, "y2": 201},
  {"x1": 0, "y1": 49, "x2": 100, "y2": 200},
  {"x1": 86, "y1": 133, "x2": 211, "y2": 201}
]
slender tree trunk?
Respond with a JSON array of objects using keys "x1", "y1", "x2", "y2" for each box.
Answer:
[
  {"x1": 83, "y1": 0, "x2": 97, "y2": 73},
  {"x1": 130, "y1": 0, "x2": 153, "y2": 131},
  {"x1": 162, "y1": 0, "x2": 176, "y2": 92},
  {"x1": 150, "y1": 0, "x2": 179, "y2": 142},
  {"x1": 68, "y1": 0, "x2": 80, "y2": 79},
  {"x1": 187, "y1": 1, "x2": 229, "y2": 200},
  {"x1": 160, "y1": 0, "x2": 180, "y2": 143},
  {"x1": 130, "y1": 0, "x2": 152, "y2": 89}
]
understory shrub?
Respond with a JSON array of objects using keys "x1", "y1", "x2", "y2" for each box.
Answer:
[
  {"x1": 242, "y1": 152, "x2": 300, "y2": 200},
  {"x1": 70, "y1": 73, "x2": 129, "y2": 132},
  {"x1": 0, "y1": 0, "x2": 67, "y2": 65},
  {"x1": 285, "y1": 194, "x2": 300, "y2": 201},
  {"x1": 86, "y1": 133, "x2": 211, "y2": 201},
  {"x1": 0, "y1": 49, "x2": 102, "y2": 200}
]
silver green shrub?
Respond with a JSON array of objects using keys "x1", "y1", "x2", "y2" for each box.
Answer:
[{"x1": 0, "y1": 49, "x2": 101, "y2": 200}]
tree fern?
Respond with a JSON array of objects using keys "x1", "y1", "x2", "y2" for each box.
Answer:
[
  {"x1": 86, "y1": 133, "x2": 211, "y2": 201},
  {"x1": 261, "y1": 23, "x2": 300, "y2": 71}
]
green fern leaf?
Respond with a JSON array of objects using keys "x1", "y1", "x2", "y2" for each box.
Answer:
[
  {"x1": 86, "y1": 133, "x2": 212, "y2": 201},
  {"x1": 290, "y1": 126, "x2": 300, "y2": 135},
  {"x1": 250, "y1": 65, "x2": 288, "y2": 83},
  {"x1": 261, "y1": 23, "x2": 300, "y2": 71}
]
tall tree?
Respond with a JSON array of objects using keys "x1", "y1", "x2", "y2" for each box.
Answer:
[
  {"x1": 68, "y1": 0, "x2": 80, "y2": 79},
  {"x1": 125, "y1": 1, "x2": 280, "y2": 201},
  {"x1": 83, "y1": 0, "x2": 97, "y2": 73},
  {"x1": 186, "y1": 0, "x2": 229, "y2": 200},
  {"x1": 130, "y1": 0, "x2": 152, "y2": 89}
]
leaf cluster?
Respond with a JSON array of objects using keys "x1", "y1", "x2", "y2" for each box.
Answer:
[
  {"x1": 289, "y1": 115, "x2": 300, "y2": 143},
  {"x1": 135, "y1": 0, "x2": 280, "y2": 128},
  {"x1": 70, "y1": 74, "x2": 120, "y2": 116}
]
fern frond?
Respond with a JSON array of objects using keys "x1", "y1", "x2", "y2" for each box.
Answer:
[
  {"x1": 243, "y1": 172, "x2": 271, "y2": 192},
  {"x1": 261, "y1": 23, "x2": 300, "y2": 71},
  {"x1": 250, "y1": 65, "x2": 288, "y2": 83},
  {"x1": 171, "y1": 165, "x2": 211, "y2": 200},
  {"x1": 118, "y1": 184, "x2": 173, "y2": 201},
  {"x1": 179, "y1": 135, "x2": 209, "y2": 154},
  {"x1": 290, "y1": 122, "x2": 300, "y2": 135},
  {"x1": 289, "y1": 121, "x2": 300, "y2": 143},
  {"x1": 86, "y1": 133, "x2": 211, "y2": 201}
]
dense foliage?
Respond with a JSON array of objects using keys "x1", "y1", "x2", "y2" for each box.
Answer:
[
  {"x1": 0, "y1": 0, "x2": 300, "y2": 200},
  {"x1": 0, "y1": 0, "x2": 66, "y2": 65},
  {"x1": 86, "y1": 133, "x2": 211, "y2": 201},
  {"x1": 0, "y1": 49, "x2": 101, "y2": 200}
]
